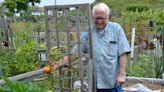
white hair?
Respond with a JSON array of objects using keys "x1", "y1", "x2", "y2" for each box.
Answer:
[{"x1": 92, "y1": 3, "x2": 110, "y2": 17}]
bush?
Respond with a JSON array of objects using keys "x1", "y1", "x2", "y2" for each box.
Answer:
[{"x1": 0, "y1": 41, "x2": 38, "y2": 77}]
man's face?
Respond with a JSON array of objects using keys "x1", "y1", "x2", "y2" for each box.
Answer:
[{"x1": 93, "y1": 10, "x2": 108, "y2": 31}]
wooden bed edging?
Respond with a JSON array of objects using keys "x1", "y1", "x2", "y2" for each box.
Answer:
[
  {"x1": 0, "y1": 69, "x2": 44, "y2": 85},
  {"x1": 126, "y1": 77, "x2": 164, "y2": 85},
  {"x1": 0, "y1": 70, "x2": 164, "y2": 86}
]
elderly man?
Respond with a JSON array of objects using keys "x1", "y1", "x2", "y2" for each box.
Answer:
[{"x1": 53, "y1": 3, "x2": 131, "y2": 92}]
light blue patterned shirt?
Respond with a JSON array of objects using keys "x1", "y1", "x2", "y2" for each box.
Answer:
[{"x1": 73, "y1": 21, "x2": 131, "y2": 89}]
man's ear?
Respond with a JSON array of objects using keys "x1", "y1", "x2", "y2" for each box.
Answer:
[
  {"x1": 106, "y1": 16, "x2": 109, "y2": 21},
  {"x1": 107, "y1": 15, "x2": 110, "y2": 20}
]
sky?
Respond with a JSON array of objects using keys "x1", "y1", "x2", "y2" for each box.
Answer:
[
  {"x1": 37, "y1": 0, "x2": 95, "y2": 6},
  {"x1": 0, "y1": 0, "x2": 95, "y2": 7},
  {"x1": 0, "y1": 0, "x2": 3, "y2": 3}
]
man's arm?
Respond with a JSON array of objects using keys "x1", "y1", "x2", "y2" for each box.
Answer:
[
  {"x1": 116, "y1": 23, "x2": 131, "y2": 85},
  {"x1": 52, "y1": 32, "x2": 89, "y2": 70},
  {"x1": 116, "y1": 53, "x2": 128, "y2": 85},
  {"x1": 52, "y1": 56, "x2": 69, "y2": 70}
]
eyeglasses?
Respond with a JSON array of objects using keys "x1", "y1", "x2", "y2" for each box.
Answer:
[{"x1": 93, "y1": 16, "x2": 107, "y2": 21}]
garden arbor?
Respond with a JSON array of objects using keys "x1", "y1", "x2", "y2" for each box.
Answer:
[{"x1": 44, "y1": 3, "x2": 95, "y2": 92}]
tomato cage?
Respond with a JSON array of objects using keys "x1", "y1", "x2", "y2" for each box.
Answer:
[{"x1": 44, "y1": 3, "x2": 95, "y2": 92}]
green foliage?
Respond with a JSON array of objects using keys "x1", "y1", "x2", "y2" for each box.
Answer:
[
  {"x1": 2, "y1": 0, "x2": 41, "y2": 16},
  {"x1": 14, "y1": 41, "x2": 37, "y2": 74},
  {"x1": 0, "y1": 22, "x2": 40, "y2": 77},
  {"x1": 0, "y1": 4, "x2": 5, "y2": 17},
  {"x1": 0, "y1": 41, "x2": 38, "y2": 77},
  {"x1": 31, "y1": 80, "x2": 50, "y2": 91},
  {"x1": 68, "y1": 11, "x2": 86, "y2": 16},
  {"x1": 127, "y1": 54, "x2": 155, "y2": 77},
  {"x1": 37, "y1": 43, "x2": 46, "y2": 49},
  {"x1": 125, "y1": 4, "x2": 149, "y2": 12},
  {"x1": 0, "y1": 48, "x2": 15, "y2": 77},
  {"x1": 58, "y1": 20, "x2": 66, "y2": 29},
  {"x1": 96, "y1": 0, "x2": 164, "y2": 12},
  {"x1": 154, "y1": 57, "x2": 163, "y2": 78},
  {"x1": 19, "y1": 6, "x2": 41, "y2": 22},
  {"x1": 13, "y1": 22, "x2": 39, "y2": 46},
  {"x1": 121, "y1": 10, "x2": 164, "y2": 34},
  {"x1": 14, "y1": 31, "x2": 31, "y2": 46},
  {"x1": 127, "y1": 54, "x2": 163, "y2": 78},
  {"x1": 0, "y1": 78, "x2": 47, "y2": 92},
  {"x1": 47, "y1": 59, "x2": 81, "y2": 91},
  {"x1": 49, "y1": 47, "x2": 64, "y2": 61}
]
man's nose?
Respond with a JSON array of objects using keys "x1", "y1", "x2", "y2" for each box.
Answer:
[{"x1": 96, "y1": 19, "x2": 102, "y2": 23}]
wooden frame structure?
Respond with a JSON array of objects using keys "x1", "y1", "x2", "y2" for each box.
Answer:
[{"x1": 44, "y1": 3, "x2": 94, "y2": 92}]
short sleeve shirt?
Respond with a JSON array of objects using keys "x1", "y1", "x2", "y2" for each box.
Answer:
[{"x1": 74, "y1": 22, "x2": 131, "y2": 89}]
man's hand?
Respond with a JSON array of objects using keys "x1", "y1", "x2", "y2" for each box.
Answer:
[
  {"x1": 52, "y1": 56, "x2": 69, "y2": 70},
  {"x1": 52, "y1": 64, "x2": 58, "y2": 70},
  {"x1": 116, "y1": 73, "x2": 125, "y2": 86},
  {"x1": 117, "y1": 53, "x2": 128, "y2": 86}
]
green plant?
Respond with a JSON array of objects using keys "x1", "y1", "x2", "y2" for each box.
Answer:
[
  {"x1": 0, "y1": 41, "x2": 38, "y2": 77},
  {"x1": 127, "y1": 54, "x2": 155, "y2": 77},
  {"x1": 0, "y1": 48, "x2": 16, "y2": 77},
  {"x1": 127, "y1": 54, "x2": 164, "y2": 78},
  {"x1": 2, "y1": 0, "x2": 41, "y2": 17},
  {"x1": 0, "y1": 78, "x2": 47, "y2": 92},
  {"x1": 13, "y1": 41, "x2": 37, "y2": 74},
  {"x1": 49, "y1": 47, "x2": 64, "y2": 62},
  {"x1": 125, "y1": 4, "x2": 149, "y2": 12},
  {"x1": 154, "y1": 58, "x2": 163, "y2": 78}
]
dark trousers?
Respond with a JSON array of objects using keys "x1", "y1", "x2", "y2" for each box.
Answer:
[{"x1": 97, "y1": 86, "x2": 122, "y2": 92}]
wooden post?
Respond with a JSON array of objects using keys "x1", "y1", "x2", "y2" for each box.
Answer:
[
  {"x1": 162, "y1": 30, "x2": 164, "y2": 73},
  {"x1": 131, "y1": 27, "x2": 135, "y2": 59},
  {"x1": 0, "y1": 64, "x2": 2, "y2": 77},
  {"x1": 87, "y1": 4, "x2": 96, "y2": 92}
]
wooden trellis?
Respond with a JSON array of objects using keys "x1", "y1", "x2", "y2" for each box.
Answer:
[{"x1": 44, "y1": 3, "x2": 94, "y2": 92}]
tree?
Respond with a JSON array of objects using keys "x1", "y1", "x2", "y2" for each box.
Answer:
[
  {"x1": 2, "y1": 0, "x2": 41, "y2": 16},
  {"x1": 0, "y1": 3, "x2": 6, "y2": 18}
]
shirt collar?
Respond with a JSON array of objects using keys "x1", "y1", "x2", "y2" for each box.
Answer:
[{"x1": 94, "y1": 22, "x2": 109, "y2": 35}]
